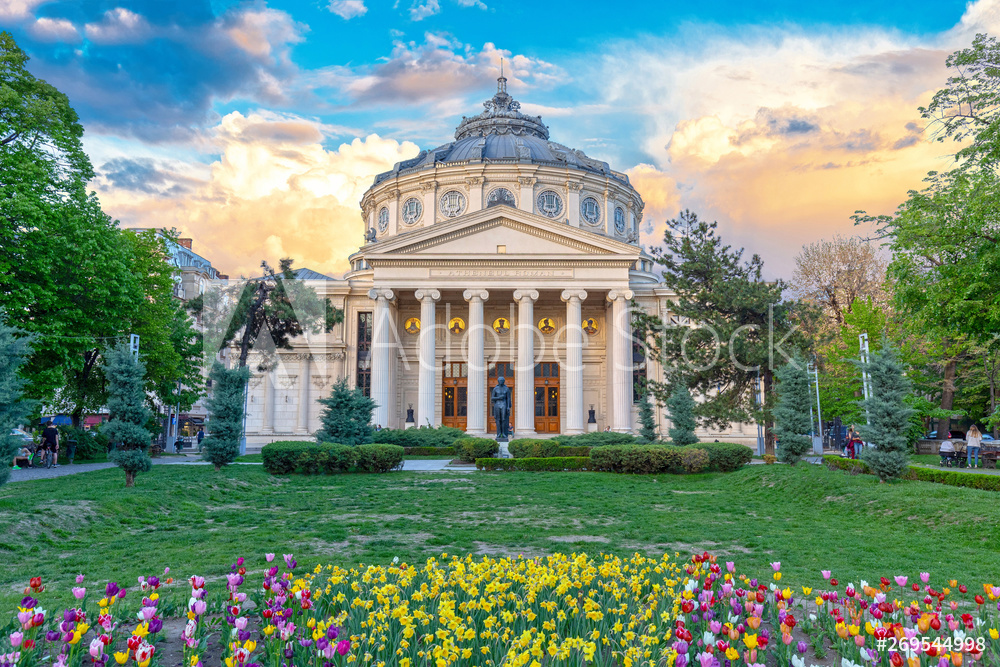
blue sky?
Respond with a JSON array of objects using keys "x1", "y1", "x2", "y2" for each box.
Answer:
[{"x1": 2, "y1": 0, "x2": 991, "y2": 276}]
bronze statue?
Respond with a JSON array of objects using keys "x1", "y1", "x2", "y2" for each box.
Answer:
[{"x1": 491, "y1": 376, "x2": 512, "y2": 440}]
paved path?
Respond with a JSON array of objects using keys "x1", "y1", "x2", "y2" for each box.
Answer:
[{"x1": 8, "y1": 457, "x2": 469, "y2": 483}]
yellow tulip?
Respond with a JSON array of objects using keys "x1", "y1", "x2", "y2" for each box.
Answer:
[
  {"x1": 802, "y1": 586, "x2": 812, "y2": 596},
  {"x1": 190, "y1": 656, "x2": 199, "y2": 667},
  {"x1": 725, "y1": 647, "x2": 739, "y2": 660},
  {"x1": 989, "y1": 629, "x2": 999, "y2": 640},
  {"x1": 243, "y1": 640, "x2": 256, "y2": 652},
  {"x1": 742, "y1": 634, "x2": 758, "y2": 650},
  {"x1": 114, "y1": 652, "x2": 129, "y2": 665}
]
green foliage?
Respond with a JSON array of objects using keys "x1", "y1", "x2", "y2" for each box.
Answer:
[
  {"x1": 475, "y1": 457, "x2": 592, "y2": 471},
  {"x1": 202, "y1": 363, "x2": 250, "y2": 470},
  {"x1": 102, "y1": 344, "x2": 151, "y2": 487},
  {"x1": 589, "y1": 445, "x2": 685, "y2": 474},
  {"x1": 368, "y1": 426, "x2": 466, "y2": 448},
  {"x1": 262, "y1": 441, "x2": 360, "y2": 475},
  {"x1": 556, "y1": 446, "x2": 592, "y2": 457},
  {"x1": 402, "y1": 447, "x2": 457, "y2": 457},
  {"x1": 691, "y1": 442, "x2": 754, "y2": 472},
  {"x1": 454, "y1": 437, "x2": 499, "y2": 463},
  {"x1": 824, "y1": 454, "x2": 1000, "y2": 492},
  {"x1": 857, "y1": 344, "x2": 915, "y2": 481},
  {"x1": 508, "y1": 439, "x2": 561, "y2": 459},
  {"x1": 774, "y1": 358, "x2": 813, "y2": 464},
  {"x1": 0, "y1": 317, "x2": 34, "y2": 486},
  {"x1": 680, "y1": 447, "x2": 711, "y2": 473},
  {"x1": 56, "y1": 426, "x2": 105, "y2": 461},
  {"x1": 355, "y1": 444, "x2": 405, "y2": 473},
  {"x1": 315, "y1": 378, "x2": 375, "y2": 447},
  {"x1": 636, "y1": 388, "x2": 659, "y2": 443},
  {"x1": 551, "y1": 432, "x2": 636, "y2": 447},
  {"x1": 665, "y1": 382, "x2": 699, "y2": 446}
]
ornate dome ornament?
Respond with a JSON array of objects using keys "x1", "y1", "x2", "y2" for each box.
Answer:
[
  {"x1": 614, "y1": 206, "x2": 627, "y2": 235},
  {"x1": 401, "y1": 197, "x2": 422, "y2": 225},
  {"x1": 487, "y1": 187, "x2": 516, "y2": 208},
  {"x1": 581, "y1": 196, "x2": 602, "y2": 225},
  {"x1": 440, "y1": 190, "x2": 466, "y2": 217},
  {"x1": 453, "y1": 62, "x2": 550, "y2": 142},
  {"x1": 377, "y1": 207, "x2": 389, "y2": 233},
  {"x1": 536, "y1": 190, "x2": 564, "y2": 218}
]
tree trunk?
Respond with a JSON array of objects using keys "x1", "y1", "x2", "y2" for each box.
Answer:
[
  {"x1": 214, "y1": 462, "x2": 222, "y2": 472},
  {"x1": 125, "y1": 470, "x2": 135, "y2": 488},
  {"x1": 939, "y1": 359, "x2": 957, "y2": 438},
  {"x1": 71, "y1": 407, "x2": 83, "y2": 428},
  {"x1": 987, "y1": 352, "x2": 998, "y2": 439},
  {"x1": 763, "y1": 370, "x2": 775, "y2": 456}
]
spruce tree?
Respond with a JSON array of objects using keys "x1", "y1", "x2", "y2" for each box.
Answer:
[
  {"x1": 0, "y1": 317, "x2": 34, "y2": 486},
  {"x1": 666, "y1": 382, "x2": 699, "y2": 446},
  {"x1": 316, "y1": 378, "x2": 376, "y2": 446},
  {"x1": 636, "y1": 387, "x2": 659, "y2": 443},
  {"x1": 774, "y1": 358, "x2": 813, "y2": 465},
  {"x1": 102, "y1": 342, "x2": 152, "y2": 487},
  {"x1": 858, "y1": 343, "x2": 915, "y2": 481},
  {"x1": 202, "y1": 362, "x2": 251, "y2": 471}
]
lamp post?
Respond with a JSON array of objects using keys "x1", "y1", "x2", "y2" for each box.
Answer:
[{"x1": 807, "y1": 359, "x2": 823, "y2": 454}]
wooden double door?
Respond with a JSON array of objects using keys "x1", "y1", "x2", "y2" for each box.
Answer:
[{"x1": 442, "y1": 361, "x2": 560, "y2": 434}]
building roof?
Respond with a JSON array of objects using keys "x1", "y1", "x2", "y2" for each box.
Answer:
[
  {"x1": 293, "y1": 267, "x2": 334, "y2": 281},
  {"x1": 373, "y1": 74, "x2": 625, "y2": 186}
]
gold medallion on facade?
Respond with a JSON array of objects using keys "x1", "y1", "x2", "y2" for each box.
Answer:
[
  {"x1": 492, "y1": 317, "x2": 511, "y2": 334},
  {"x1": 538, "y1": 317, "x2": 556, "y2": 334},
  {"x1": 404, "y1": 317, "x2": 420, "y2": 334},
  {"x1": 448, "y1": 317, "x2": 466, "y2": 334}
]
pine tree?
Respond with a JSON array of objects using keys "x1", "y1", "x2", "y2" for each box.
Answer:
[
  {"x1": 858, "y1": 343, "x2": 915, "y2": 481},
  {"x1": 636, "y1": 386, "x2": 659, "y2": 443},
  {"x1": 0, "y1": 317, "x2": 34, "y2": 486},
  {"x1": 316, "y1": 378, "x2": 376, "y2": 446},
  {"x1": 666, "y1": 382, "x2": 699, "y2": 446},
  {"x1": 202, "y1": 362, "x2": 251, "y2": 471},
  {"x1": 102, "y1": 343, "x2": 152, "y2": 487},
  {"x1": 774, "y1": 358, "x2": 813, "y2": 465}
]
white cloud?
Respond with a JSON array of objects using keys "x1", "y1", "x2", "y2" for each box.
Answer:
[
  {"x1": 29, "y1": 16, "x2": 80, "y2": 42},
  {"x1": 0, "y1": 0, "x2": 43, "y2": 20},
  {"x1": 327, "y1": 0, "x2": 368, "y2": 20},
  {"x1": 84, "y1": 8, "x2": 152, "y2": 44},
  {"x1": 409, "y1": 0, "x2": 441, "y2": 21}
]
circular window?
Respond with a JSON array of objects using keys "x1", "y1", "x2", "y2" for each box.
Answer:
[
  {"x1": 377, "y1": 207, "x2": 389, "y2": 233},
  {"x1": 439, "y1": 190, "x2": 466, "y2": 217},
  {"x1": 487, "y1": 187, "x2": 516, "y2": 208},
  {"x1": 492, "y1": 316, "x2": 511, "y2": 334},
  {"x1": 581, "y1": 196, "x2": 601, "y2": 225},
  {"x1": 535, "y1": 190, "x2": 564, "y2": 218},
  {"x1": 614, "y1": 206, "x2": 626, "y2": 235},
  {"x1": 404, "y1": 317, "x2": 420, "y2": 335},
  {"x1": 401, "y1": 197, "x2": 422, "y2": 225},
  {"x1": 448, "y1": 317, "x2": 466, "y2": 334}
]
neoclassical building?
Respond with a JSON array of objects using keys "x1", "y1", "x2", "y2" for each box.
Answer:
[{"x1": 242, "y1": 76, "x2": 756, "y2": 447}]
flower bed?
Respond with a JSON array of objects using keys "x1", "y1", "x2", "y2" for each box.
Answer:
[{"x1": 4, "y1": 553, "x2": 999, "y2": 667}]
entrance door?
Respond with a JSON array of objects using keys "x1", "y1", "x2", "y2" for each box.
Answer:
[
  {"x1": 487, "y1": 362, "x2": 515, "y2": 434},
  {"x1": 534, "y1": 362, "x2": 560, "y2": 433},
  {"x1": 441, "y1": 362, "x2": 468, "y2": 430}
]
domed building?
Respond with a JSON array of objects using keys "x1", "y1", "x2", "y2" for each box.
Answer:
[{"x1": 242, "y1": 76, "x2": 757, "y2": 446}]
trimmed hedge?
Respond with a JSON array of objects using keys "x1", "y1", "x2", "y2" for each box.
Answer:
[
  {"x1": 508, "y1": 439, "x2": 561, "y2": 459},
  {"x1": 552, "y1": 432, "x2": 637, "y2": 447},
  {"x1": 590, "y1": 445, "x2": 685, "y2": 474},
  {"x1": 476, "y1": 457, "x2": 592, "y2": 471},
  {"x1": 692, "y1": 442, "x2": 754, "y2": 472},
  {"x1": 454, "y1": 437, "x2": 499, "y2": 463},
  {"x1": 823, "y1": 455, "x2": 1000, "y2": 491},
  {"x1": 262, "y1": 441, "x2": 403, "y2": 474},
  {"x1": 558, "y1": 446, "x2": 591, "y2": 457},
  {"x1": 681, "y1": 447, "x2": 710, "y2": 473},
  {"x1": 402, "y1": 446, "x2": 457, "y2": 457},
  {"x1": 367, "y1": 426, "x2": 466, "y2": 448}
]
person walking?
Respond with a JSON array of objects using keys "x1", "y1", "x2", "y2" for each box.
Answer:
[
  {"x1": 40, "y1": 420, "x2": 60, "y2": 468},
  {"x1": 966, "y1": 424, "x2": 983, "y2": 468}
]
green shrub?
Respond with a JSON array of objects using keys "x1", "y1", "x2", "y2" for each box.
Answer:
[
  {"x1": 370, "y1": 427, "x2": 466, "y2": 448},
  {"x1": 402, "y1": 446, "x2": 456, "y2": 457},
  {"x1": 476, "y1": 457, "x2": 591, "y2": 471},
  {"x1": 57, "y1": 427, "x2": 104, "y2": 461},
  {"x1": 508, "y1": 438, "x2": 560, "y2": 459},
  {"x1": 680, "y1": 447, "x2": 710, "y2": 473},
  {"x1": 824, "y1": 455, "x2": 1000, "y2": 492},
  {"x1": 692, "y1": 442, "x2": 753, "y2": 472},
  {"x1": 357, "y1": 444, "x2": 405, "y2": 473},
  {"x1": 262, "y1": 441, "x2": 359, "y2": 474},
  {"x1": 552, "y1": 432, "x2": 637, "y2": 447},
  {"x1": 589, "y1": 445, "x2": 684, "y2": 474},
  {"x1": 557, "y1": 446, "x2": 591, "y2": 457},
  {"x1": 454, "y1": 437, "x2": 499, "y2": 463}
]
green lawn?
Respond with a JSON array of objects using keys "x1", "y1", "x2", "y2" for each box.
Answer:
[{"x1": 3, "y1": 464, "x2": 998, "y2": 608}]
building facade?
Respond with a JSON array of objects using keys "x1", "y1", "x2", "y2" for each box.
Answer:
[{"x1": 243, "y1": 77, "x2": 757, "y2": 447}]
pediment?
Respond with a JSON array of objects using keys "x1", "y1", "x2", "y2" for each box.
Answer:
[{"x1": 365, "y1": 206, "x2": 639, "y2": 258}]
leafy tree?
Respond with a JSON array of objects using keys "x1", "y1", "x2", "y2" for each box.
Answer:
[
  {"x1": 102, "y1": 343, "x2": 152, "y2": 488},
  {"x1": 773, "y1": 358, "x2": 813, "y2": 464},
  {"x1": 857, "y1": 343, "x2": 915, "y2": 481},
  {"x1": 0, "y1": 316, "x2": 34, "y2": 486},
  {"x1": 790, "y1": 236, "x2": 887, "y2": 328},
  {"x1": 635, "y1": 210, "x2": 810, "y2": 453},
  {"x1": 316, "y1": 378, "x2": 376, "y2": 446},
  {"x1": 202, "y1": 362, "x2": 251, "y2": 471},
  {"x1": 635, "y1": 385, "x2": 659, "y2": 443},
  {"x1": 665, "y1": 381, "x2": 699, "y2": 446}
]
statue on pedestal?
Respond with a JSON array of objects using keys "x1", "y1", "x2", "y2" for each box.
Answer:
[{"x1": 491, "y1": 376, "x2": 512, "y2": 441}]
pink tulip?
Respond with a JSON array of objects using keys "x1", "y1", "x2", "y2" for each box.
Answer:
[
  {"x1": 88, "y1": 638, "x2": 104, "y2": 659},
  {"x1": 894, "y1": 576, "x2": 908, "y2": 587},
  {"x1": 336, "y1": 640, "x2": 350, "y2": 656},
  {"x1": 726, "y1": 562, "x2": 734, "y2": 573},
  {"x1": 9, "y1": 632, "x2": 22, "y2": 648},
  {"x1": 698, "y1": 653, "x2": 715, "y2": 667},
  {"x1": 75, "y1": 574, "x2": 85, "y2": 584},
  {"x1": 72, "y1": 587, "x2": 86, "y2": 600},
  {"x1": 770, "y1": 562, "x2": 781, "y2": 572},
  {"x1": 991, "y1": 586, "x2": 1000, "y2": 598},
  {"x1": 141, "y1": 607, "x2": 156, "y2": 621},
  {"x1": 192, "y1": 600, "x2": 206, "y2": 616},
  {"x1": 265, "y1": 553, "x2": 275, "y2": 562},
  {"x1": 920, "y1": 572, "x2": 930, "y2": 584},
  {"x1": 950, "y1": 601, "x2": 958, "y2": 610},
  {"x1": 821, "y1": 571, "x2": 831, "y2": 580},
  {"x1": 163, "y1": 567, "x2": 170, "y2": 575},
  {"x1": 235, "y1": 617, "x2": 248, "y2": 631}
]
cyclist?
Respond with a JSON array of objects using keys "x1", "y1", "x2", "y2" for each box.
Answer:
[{"x1": 39, "y1": 420, "x2": 60, "y2": 468}]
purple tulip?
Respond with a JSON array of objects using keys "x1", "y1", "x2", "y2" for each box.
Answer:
[
  {"x1": 674, "y1": 641, "x2": 689, "y2": 655},
  {"x1": 63, "y1": 609, "x2": 77, "y2": 623},
  {"x1": 326, "y1": 627, "x2": 339, "y2": 640},
  {"x1": 316, "y1": 638, "x2": 329, "y2": 651},
  {"x1": 148, "y1": 618, "x2": 163, "y2": 634},
  {"x1": 298, "y1": 639, "x2": 312, "y2": 648},
  {"x1": 237, "y1": 630, "x2": 250, "y2": 642},
  {"x1": 105, "y1": 583, "x2": 119, "y2": 598},
  {"x1": 283, "y1": 649, "x2": 294, "y2": 660},
  {"x1": 46, "y1": 631, "x2": 61, "y2": 642},
  {"x1": 21, "y1": 596, "x2": 37, "y2": 609},
  {"x1": 147, "y1": 576, "x2": 159, "y2": 588},
  {"x1": 797, "y1": 641, "x2": 807, "y2": 654}
]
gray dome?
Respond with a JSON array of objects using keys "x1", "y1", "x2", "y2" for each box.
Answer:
[{"x1": 372, "y1": 75, "x2": 625, "y2": 186}]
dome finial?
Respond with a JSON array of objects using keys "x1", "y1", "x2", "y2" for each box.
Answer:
[{"x1": 497, "y1": 57, "x2": 507, "y2": 94}]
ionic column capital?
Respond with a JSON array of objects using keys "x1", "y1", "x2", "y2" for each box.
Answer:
[
  {"x1": 607, "y1": 289, "x2": 634, "y2": 303},
  {"x1": 414, "y1": 289, "x2": 441, "y2": 302},
  {"x1": 368, "y1": 288, "x2": 396, "y2": 302},
  {"x1": 560, "y1": 289, "x2": 588, "y2": 303},
  {"x1": 463, "y1": 289, "x2": 489, "y2": 302},
  {"x1": 513, "y1": 289, "x2": 539, "y2": 303}
]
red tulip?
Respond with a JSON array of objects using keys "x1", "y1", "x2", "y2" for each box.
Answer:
[
  {"x1": 975, "y1": 595, "x2": 985, "y2": 605},
  {"x1": 959, "y1": 585, "x2": 967, "y2": 593},
  {"x1": 830, "y1": 578, "x2": 838, "y2": 586},
  {"x1": 890, "y1": 652, "x2": 904, "y2": 667},
  {"x1": 930, "y1": 617, "x2": 941, "y2": 631}
]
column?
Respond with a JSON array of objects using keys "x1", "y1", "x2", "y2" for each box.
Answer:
[
  {"x1": 386, "y1": 189, "x2": 401, "y2": 236},
  {"x1": 518, "y1": 176, "x2": 536, "y2": 214},
  {"x1": 466, "y1": 177, "x2": 484, "y2": 213},
  {"x1": 605, "y1": 190, "x2": 616, "y2": 237},
  {"x1": 561, "y1": 290, "x2": 587, "y2": 434},
  {"x1": 262, "y1": 371, "x2": 275, "y2": 434},
  {"x1": 296, "y1": 354, "x2": 311, "y2": 434},
  {"x1": 513, "y1": 289, "x2": 539, "y2": 436},
  {"x1": 367, "y1": 288, "x2": 396, "y2": 428},
  {"x1": 415, "y1": 289, "x2": 441, "y2": 428},
  {"x1": 464, "y1": 289, "x2": 489, "y2": 435},
  {"x1": 332, "y1": 350, "x2": 346, "y2": 382},
  {"x1": 607, "y1": 289, "x2": 634, "y2": 432},
  {"x1": 567, "y1": 182, "x2": 583, "y2": 227},
  {"x1": 421, "y1": 181, "x2": 437, "y2": 227}
]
